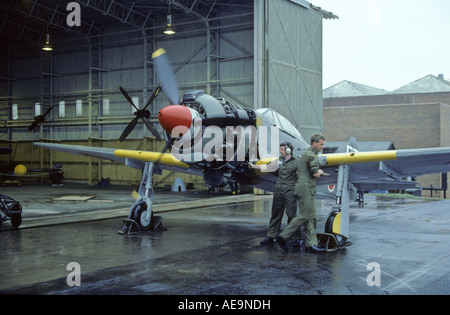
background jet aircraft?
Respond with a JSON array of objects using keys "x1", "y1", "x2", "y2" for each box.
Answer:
[{"x1": 33, "y1": 49, "x2": 450, "y2": 247}]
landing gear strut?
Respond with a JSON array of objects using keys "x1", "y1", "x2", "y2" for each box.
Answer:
[{"x1": 119, "y1": 162, "x2": 166, "y2": 235}]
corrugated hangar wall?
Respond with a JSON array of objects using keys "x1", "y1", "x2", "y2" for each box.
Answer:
[
  {"x1": 1, "y1": 0, "x2": 324, "y2": 187},
  {"x1": 255, "y1": 0, "x2": 323, "y2": 141}
]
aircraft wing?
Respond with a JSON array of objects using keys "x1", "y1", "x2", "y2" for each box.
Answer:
[
  {"x1": 34, "y1": 142, "x2": 450, "y2": 192},
  {"x1": 34, "y1": 143, "x2": 125, "y2": 163},
  {"x1": 32, "y1": 142, "x2": 203, "y2": 175},
  {"x1": 317, "y1": 147, "x2": 450, "y2": 187}
]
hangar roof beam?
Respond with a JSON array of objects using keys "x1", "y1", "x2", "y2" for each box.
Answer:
[
  {"x1": 77, "y1": 0, "x2": 156, "y2": 31},
  {"x1": 3, "y1": 0, "x2": 101, "y2": 38}
]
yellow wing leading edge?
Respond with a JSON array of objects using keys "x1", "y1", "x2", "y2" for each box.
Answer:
[
  {"x1": 113, "y1": 149, "x2": 190, "y2": 168},
  {"x1": 320, "y1": 150, "x2": 398, "y2": 167}
]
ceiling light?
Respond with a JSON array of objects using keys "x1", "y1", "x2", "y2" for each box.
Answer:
[
  {"x1": 42, "y1": 33, "x2": 53, "y2": 51},
  {"x1": 163, "y1": 14, "x2": 175, "y2": 35}
]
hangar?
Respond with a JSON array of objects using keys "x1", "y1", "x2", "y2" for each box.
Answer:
[
  {"x1": 0, "y1": 0, "x2": 336, "y2": 188},
  {"x1": 3, "y1": 3, "x2": 450, "y2": 296}
]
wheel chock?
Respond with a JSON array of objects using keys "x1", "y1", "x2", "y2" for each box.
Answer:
[
  {"x1": 118, "y1": 216, "x2": 167, "y2": 235},
  {"x1": 118, "y1": 219, "x2": 142, "y2": 235},
  {"x1": 317, "y1": 233, "x2": 350, "y2": 252}
]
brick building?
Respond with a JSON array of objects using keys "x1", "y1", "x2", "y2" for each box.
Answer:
[{"x1": 323, "y1": 74, "x2": 450, "y2": 198}]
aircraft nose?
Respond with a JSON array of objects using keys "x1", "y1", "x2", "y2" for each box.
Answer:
[{"x1": 158, "y1": 105, "x2": 193, "y2": 135}]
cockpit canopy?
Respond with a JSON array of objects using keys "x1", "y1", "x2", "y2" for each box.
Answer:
[{"x1": 255, "y1": 108, "x2": 304, "y2": 141}]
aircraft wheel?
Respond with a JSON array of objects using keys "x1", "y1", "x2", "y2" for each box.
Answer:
[
  {"x1": 131, "y1": 201, "x2": 152, "y2": 230},
  {"x1": 325, "y1": 211, "x2": 347, "y2": 247},
  {"x1": 11, "y1": 214, "x2": 22, "y2": 228}
]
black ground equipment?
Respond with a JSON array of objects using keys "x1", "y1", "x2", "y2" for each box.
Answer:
[{"x1": 0, "y1": 193, "x2": 22, "y2": 228}]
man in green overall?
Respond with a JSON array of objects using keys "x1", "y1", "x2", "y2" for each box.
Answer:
[
  {"x1": 251, "y1": 142, "x2": 303, "y2": 245},
  {"x1": 276, "y1": 134, "x2": 326, "y2": 253}
]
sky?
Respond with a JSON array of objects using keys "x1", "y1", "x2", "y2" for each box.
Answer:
[{"x1": 310, "y1": 0, "x2": 450, "y2": 91}]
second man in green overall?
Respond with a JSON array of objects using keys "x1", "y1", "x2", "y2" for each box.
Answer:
[{"x1": 276, "y1": 134, "x2": 326, "y2": 253}]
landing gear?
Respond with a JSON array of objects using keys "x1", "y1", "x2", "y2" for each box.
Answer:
[
  {"x1": 119, "y1": 162, "x2": 166, "y2": 235},
  {"x1": 356, "y1": 190, "x2": 365, "y2": 207},
  {"x1": 325, "y1": 211, "x2": 347, "y2": 246},
  {"x1": 317, "y1": 164, "x2": 352, "y2": 252},
  {"x1": 132, "y1": 201, "x2": 152, "y2": 229},
  {"x1": 316, "y1": 210, "x2": 351, "y2": 252},
  {"x1": 321, "y1": 210, "x2": 350, "y2": 248}
]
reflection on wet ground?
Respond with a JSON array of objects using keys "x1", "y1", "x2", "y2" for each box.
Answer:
[{"x1": 1, "y1": 191, "x2": 449, "y2": 295}]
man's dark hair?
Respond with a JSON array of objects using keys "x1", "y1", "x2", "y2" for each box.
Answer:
[
  {"x1": 310, "y1": 134, "x2": 325, "y2": 145},
  {"x1": 280, "y1": 142, "x2": 293, "y2": 152}
]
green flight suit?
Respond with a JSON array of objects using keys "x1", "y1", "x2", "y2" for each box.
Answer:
[
  {"x1": 279, "y1": 146, "x2": 321, "y2": 247},
  {"x1": 266, "y1": 156, "x2": 302, "y2": 239}
]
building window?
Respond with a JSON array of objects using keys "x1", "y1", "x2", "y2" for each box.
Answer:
[{"x1": 76, "y1": 99, "x2": 82, "y2": 117}]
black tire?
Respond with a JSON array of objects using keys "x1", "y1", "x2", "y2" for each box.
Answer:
[
  {"x1": 325, "y1": 211, "x2": 347, "y2": 247},
  {"x1": 131, "y1": 201, "x2": 153, "y2": 230},
  {"x1": 11, "y1": 214, "x2": 22, "y2": 228}
]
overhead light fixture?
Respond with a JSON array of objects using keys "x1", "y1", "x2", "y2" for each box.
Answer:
[
  {"x1": 163, "y1": 14, "x2": 176, "y2": 35},
  {"x1": 42, "y1": 33, "x2": 53, "y2": 51}
]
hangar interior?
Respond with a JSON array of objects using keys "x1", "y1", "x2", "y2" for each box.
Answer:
[{"x1": 1, "y1": 0, "x2": 333, "y2": 188}]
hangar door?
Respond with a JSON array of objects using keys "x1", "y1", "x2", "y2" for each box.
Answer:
[{"x1": 255, "y1": 0, "x2": 323, "y2": 141}]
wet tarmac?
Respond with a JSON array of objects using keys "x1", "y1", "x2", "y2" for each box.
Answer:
[{"x1": 1, "y1": 183, "x2": 450, "y2": 296}]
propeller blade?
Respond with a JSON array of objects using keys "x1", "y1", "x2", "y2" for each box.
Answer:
[
  {"x1": 161, "y1": 137, "x2": 173, "y2": 154},
  {"x1": 142, "y1": 117, "x2": 163, "y2": 142},
  {"x1": 119, "y1": 86, "x2": 139, "y2": 111},
  {"x1": 28, "y1": 116, "x2": 44, "y2": 131},
  {"x1": 154, "y1": 136, "x2": 175, "y2": 165},
  {"x1": 28, "y1": 106, "x2": 54, "y2": 131},
  {"x1": 140, "y1": 86, "x2": 163, "y2": 142},
  {"x1": 118, "y1": 116, "x2": 139, "y2": 142},
  {"x1": 28, "y1": 120, "x2": 40, "y2": 131},
  {"x1": 43, "y1": 106, "x2": 54, "y2": 117},
  {"x1": 142, "y1": 85, "x2": 161, "y2": 111},
  {"x1": 152, "y1": 48, "x2": 179, "y2": 105}
]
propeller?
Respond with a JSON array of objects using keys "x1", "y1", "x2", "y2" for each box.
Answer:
[
  {"x1": 118, "y1": 85, "x2": 163, "y2": 142},
  {"x1": 150, "y1": 48, "x2": 183, "y2": 157},
  {"x1": 151, "y1": 48, "x2": 194, "y2": 163},
  {"x1": 152, "y1": 48, "x2": 180, "y2": 105},
  {"x1": 28, "y1": 106, "x2": 54, "y2": 131}
]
